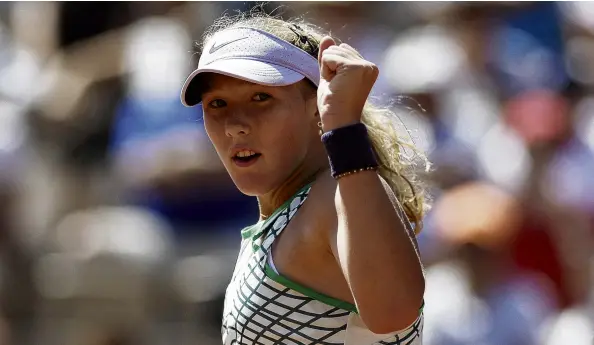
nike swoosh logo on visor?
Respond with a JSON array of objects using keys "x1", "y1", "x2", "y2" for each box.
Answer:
[{"x1": 209, "y1": 37, "x2": 249, "y2": 54}]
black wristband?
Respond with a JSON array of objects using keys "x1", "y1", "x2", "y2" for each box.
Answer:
[{"x1": 321, "y1": 123, "x2": 379, "y2": 179}]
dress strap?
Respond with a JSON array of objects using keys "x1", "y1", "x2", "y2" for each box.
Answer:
[{"x1": 259, "y1": 185, "x2": 311, "y2": 252}]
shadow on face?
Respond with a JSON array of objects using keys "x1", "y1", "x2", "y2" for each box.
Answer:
[{"x1": 197, "y1": 73, "x2": 321, "y2": 196}]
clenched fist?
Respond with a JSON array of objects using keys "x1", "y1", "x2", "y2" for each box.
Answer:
[{"x1": 317, "y1": 36, "x2": 379, "y2": 131}]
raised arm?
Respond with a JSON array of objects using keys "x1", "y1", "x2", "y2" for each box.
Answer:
[{"x1": 316, "y1": 35, "x2": 425, "y2": 334}]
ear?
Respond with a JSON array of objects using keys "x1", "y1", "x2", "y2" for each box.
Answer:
[{"x1": 297, "y1": 80, "x2": 319, "y2": 119}]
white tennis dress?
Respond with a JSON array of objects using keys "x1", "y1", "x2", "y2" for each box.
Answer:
[{"x1": 221, "y1": 184, "x2": 424, "y2": 345}]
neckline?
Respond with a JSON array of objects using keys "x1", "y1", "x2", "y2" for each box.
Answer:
[{"x1": 241, "y1": 181, "x2": 314, "y2": 240}]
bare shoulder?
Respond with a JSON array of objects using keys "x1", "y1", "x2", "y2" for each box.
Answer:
[{"x1": 301, "y1": 172, "x2": 339, "y2": 240}]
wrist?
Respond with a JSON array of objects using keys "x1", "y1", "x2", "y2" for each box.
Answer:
[
  {"x1": 321, "y1": 123, "x2": 379, "y2": 179},
  {"x1": 320, "y1": 114, "x2": 361, "y2": 132}
]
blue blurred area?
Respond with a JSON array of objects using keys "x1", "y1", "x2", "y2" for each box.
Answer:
[
  {"x1": 130, "y1": 186, "x2": 258, "y2": 233},
  {"x1": 110, "y1": 97, "x2": 203, "y2": 148},
  {"x1": 488, "y1": 2, "x2": 568, "y2": 98}
]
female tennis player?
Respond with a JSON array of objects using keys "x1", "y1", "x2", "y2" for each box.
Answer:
[{"x1": 180, "y1": 12, "x2": 428, "y2": 345}]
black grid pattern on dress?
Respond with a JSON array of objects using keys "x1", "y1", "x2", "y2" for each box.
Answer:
[{"x1": 221, "y1": 186, "x2": 424, "y2": 345}]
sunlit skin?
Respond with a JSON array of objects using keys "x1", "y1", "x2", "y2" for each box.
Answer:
[{"x1": 201, "y1": 74, "x2": 328, "y2": 218}]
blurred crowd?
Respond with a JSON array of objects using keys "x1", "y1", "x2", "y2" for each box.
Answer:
[{"x1": 0, "y1": 2, "x2": 592, "y2": 345}]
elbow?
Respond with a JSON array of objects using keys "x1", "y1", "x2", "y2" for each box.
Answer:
[
  {"x1": 362, "y1": 304, "x2": 422, "y2": 335},
  {"x1": 359, "y1": 284, "x2": 425, "y2": 335}
]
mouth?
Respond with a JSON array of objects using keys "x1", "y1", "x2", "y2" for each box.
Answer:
[{"x1": 231, "y1": 150, "x2": 262, "y2": 165}]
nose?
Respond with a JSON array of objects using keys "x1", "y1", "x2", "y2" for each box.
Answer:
[{"x1": 225, "y1": 111, "x2": 251, "y2": 138}]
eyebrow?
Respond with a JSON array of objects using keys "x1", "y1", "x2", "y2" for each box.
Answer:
[{"x1": 200, "y1": 84, "x2": 213, "y2": 97}]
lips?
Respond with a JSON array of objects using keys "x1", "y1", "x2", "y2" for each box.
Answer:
[{"x1": 230, "y1": 147, "x2": 261, "y2": 167}]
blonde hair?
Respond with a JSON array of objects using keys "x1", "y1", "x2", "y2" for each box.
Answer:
[{"x1": 200, "y1": 9, "x2": 431, "y2": 233}]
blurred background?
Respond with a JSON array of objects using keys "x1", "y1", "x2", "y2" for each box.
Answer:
[{"x1": 0, "y1": 1, "x2": 592, "y2": 344}]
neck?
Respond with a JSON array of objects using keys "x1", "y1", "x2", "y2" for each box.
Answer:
[
  {"x1": 257, "y1": 165, "x2": 325, "y2": 222},
  {"x1": 257, "y1": 143, "x2": 327, "y2": 221}
]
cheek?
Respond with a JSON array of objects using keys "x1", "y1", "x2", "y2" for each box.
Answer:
[
  {"x1": 202, "y1": 116, "x2": 215, "y2": 140},
  {"x1": 202, "y1": 116, "x2": 226, "y2": 154},
  {"x1": 262, "y1": 114, "x2": 311, "y2": 163}
]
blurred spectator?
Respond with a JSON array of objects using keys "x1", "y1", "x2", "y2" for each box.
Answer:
[{"x1": 424, "y1": 182, "x2": 558, "y2": 345}]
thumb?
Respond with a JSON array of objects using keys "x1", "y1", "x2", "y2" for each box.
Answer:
[{"x1": 318, "y1": 36, "x2": 337, "y2": 80}]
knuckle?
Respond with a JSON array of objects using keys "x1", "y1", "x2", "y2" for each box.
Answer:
[
  {"x1": 349, "y1": 61, "x2": 366, "y2": 70},
  {"x1": 363, "y1": 62, "x2": 379, "y2": 78}
]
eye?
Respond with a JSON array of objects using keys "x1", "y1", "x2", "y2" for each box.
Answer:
[
  {"x1": 208, "y1": 99, "x2": 227, "y2": 108},
  {"x1": 252, "y1": 93, "x2": 271, "y2": 102}
]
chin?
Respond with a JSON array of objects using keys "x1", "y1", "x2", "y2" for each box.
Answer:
[{"x1": 231, "y1": 174, "x2": 276, "y2": 197}]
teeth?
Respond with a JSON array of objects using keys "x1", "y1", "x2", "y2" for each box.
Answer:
[{"x1": 236, "y1": 150, "x2": 256, "y2": 158}]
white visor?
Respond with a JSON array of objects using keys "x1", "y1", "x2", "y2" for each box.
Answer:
[{"x1": 180, "y1": 26, "x2": 320, "y2": 107}]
